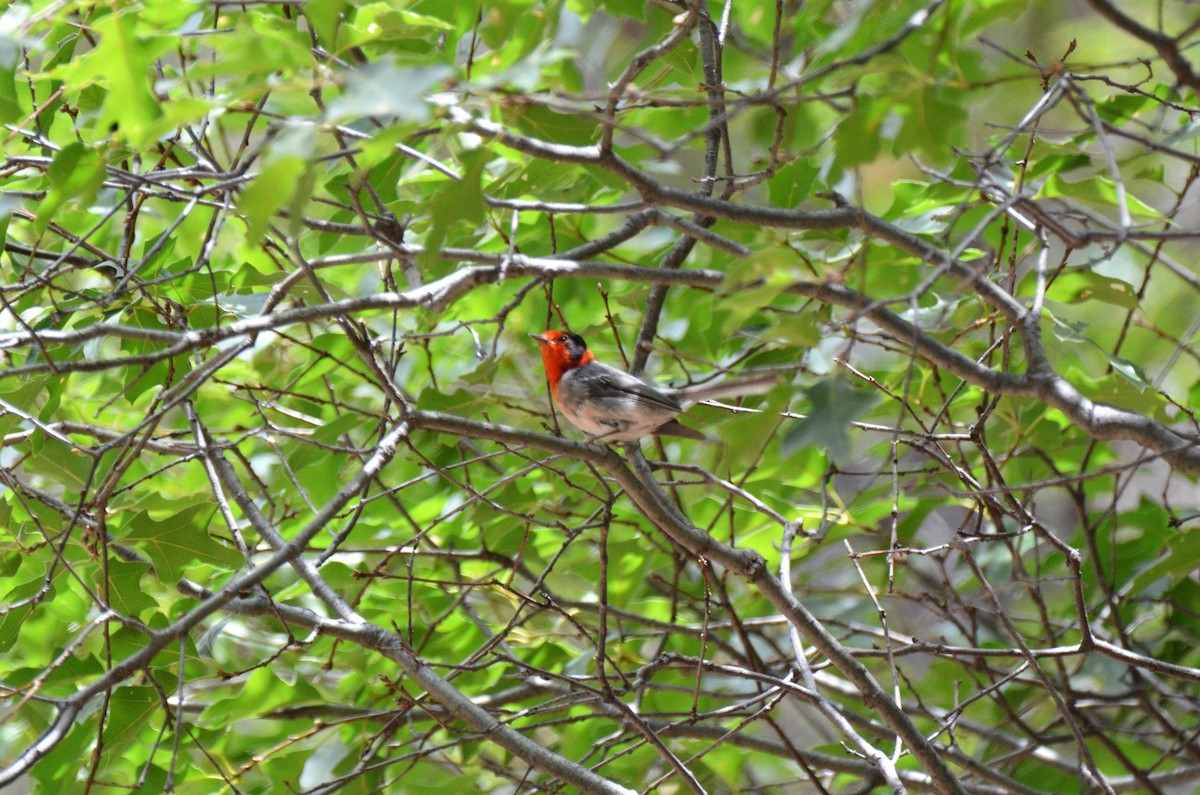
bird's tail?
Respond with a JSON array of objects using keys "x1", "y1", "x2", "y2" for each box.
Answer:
[{"x1": 674, "y1": 372, "x2": 778, "y2": 407}]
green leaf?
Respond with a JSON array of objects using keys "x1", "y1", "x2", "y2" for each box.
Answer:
[
  {"x1": 719, "y1": 250, "x2": 796, "y2": 336},
  {"x1": 105, "y1": 686, "x2": 158, "y2": 758},
  {"x1": 0, "y1": 38, "x2": 20, "y2": 123},
  {"x1": 326, "y1": 60, "x2": 454, "y2": 123},
  {"x1": 57, "y1": 13, "x2": 173, "y2": 146},
  {"x1": 1049, "y1": 314, "x2": 1151, "y2": 390},
  {"x1": 894, "y1": 85, "x2": 968, "y2": 159},
  {"x1": 1130, "y1": 526, "x2": 1200, "y2": 591},
  {"x1": 1042, "y1": 270, "x2": 1139, "y2": 308},
  {"x1": 118, "y1": 504, "x2": 236, "y2": 584},
  {"x1": 31, "y1": 707, "x2": 95, "y2": 789},
  {"x1": 1027, "y1": 153, "x2": 1092, "y2": 181},
  {"x1": 898, "y1": 293, "x2": 965, "y2": 329},
  {"x1": 202, "y1": 12, "x2": 314, "y2": 80},
  {"x1": 717, "y1": 389, "x2": 789, "y2": 465},
  {"x1": 303, "y1": 0, "x2": 347, "y2": 49},
  {"x1": 237, "y1": 154, "x2": 308, "y2": 245},
  {"x1": 781, "y1": 377, "x2": 879, "y2": 462},
  {"x1": 1094, "y1": 93, "x2": 1154, "y2": 125},
  {"x1": 834, "y1": 97, "x2": 884, "y2": 170},
  {"x1": 31, "y1": 142, "x2": 108, "y2": 237},
  {"x1": 0, "y1": 377, "x2": 44, "y2": 435},
  {"x1": 768, "y1": 159, "x2": 820, "y2": 210},
  {"x1": 23, "y1": 434, "x2": 93, "y2": 492},
  {"x1": 0, "y1": 577, "x2": 44, "y2": 653},
  {"x1": 420, "y1": 148, "x2": 488, "y2": 270},
  {"x1": 105, "y1": 559, "x2": 156, "y2": 617},
  {"x1": 338, "y1": 3, "x2": 456, "y2": 52},
  {"x1": 503, "y1": 102, "x2": 601, "y2": 146}
]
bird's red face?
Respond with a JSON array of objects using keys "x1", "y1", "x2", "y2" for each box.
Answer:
[{"x1": 531, "y1": 330, "x2": 594, "y2": 389}]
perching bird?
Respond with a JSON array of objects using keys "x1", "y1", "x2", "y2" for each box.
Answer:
[{"x1": 531, "y1": 329, "x2": 776, "y2": 442}]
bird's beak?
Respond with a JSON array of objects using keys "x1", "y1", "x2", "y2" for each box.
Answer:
[{"x1": 530, "y1": 332, "x2": 547, "y2": 345}]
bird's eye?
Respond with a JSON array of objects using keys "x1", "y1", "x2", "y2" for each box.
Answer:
[{"x1": 557, "y1": 335, "x2": 568, "y2": 343}]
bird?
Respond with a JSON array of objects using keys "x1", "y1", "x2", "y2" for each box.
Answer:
[{"x1": 531, "y1": 329, "x2": 776, "y2": 442}]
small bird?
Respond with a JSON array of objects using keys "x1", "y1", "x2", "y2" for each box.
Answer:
[{"x1": 531, "y1": 329, "x2": 776, "y2": 442}]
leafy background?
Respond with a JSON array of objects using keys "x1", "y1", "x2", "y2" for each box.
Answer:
[{"x1": 2, "y1": 0, "x2": 1200, "y2": 793}]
